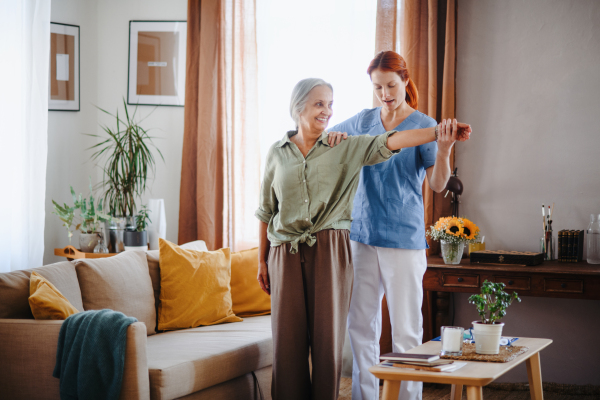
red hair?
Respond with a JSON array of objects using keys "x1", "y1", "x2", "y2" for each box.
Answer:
[{"x1": 367, "y1": 51, "x2": 418, "y2": 109}]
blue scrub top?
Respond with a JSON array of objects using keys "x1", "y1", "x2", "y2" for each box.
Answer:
[{"x1": 329, "y1": 108, "x2": 437, "y2": 249}]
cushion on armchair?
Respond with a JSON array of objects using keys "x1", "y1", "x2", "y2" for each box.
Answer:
[
  {"x1": 230, "y1": 248, "x2": 271, "y2": 317},
  {"x1": 29, "y1": 272, "x2": 79, "y2": 320},
  {"x1": 157, "y1": 239, "x2": 242, "y2": 331},
  {"x1": 75, "y1": 251, "x2": 157, "y2": 335},
  {"x1": 0, "y1": 261, "x2": 84, "y2": 319},
  {"x1": 146, "y1": 239, "x2": 209, "y2": 318}
]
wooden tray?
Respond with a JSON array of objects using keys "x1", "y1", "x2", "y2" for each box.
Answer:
[{"x1": 54, "y1": 245, "x2": 117, "y2": 260}]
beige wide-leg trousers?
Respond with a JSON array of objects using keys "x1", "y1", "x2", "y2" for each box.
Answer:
[{"x1": 269, "y1": 229, "x2": 354, "y2": 400}]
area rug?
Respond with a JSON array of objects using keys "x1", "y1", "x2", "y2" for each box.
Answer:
[{"x1": 338, "y1": 378, "x2": 600, "y2": 400}]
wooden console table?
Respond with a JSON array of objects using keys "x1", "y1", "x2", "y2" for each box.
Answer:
[{"x1": 422, "y1": 256, "x2": 600, "y2": 341}]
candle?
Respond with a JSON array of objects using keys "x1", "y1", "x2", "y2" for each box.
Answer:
[{"x1": 442, "y1": 327, "x2": 463, "y2": 353}]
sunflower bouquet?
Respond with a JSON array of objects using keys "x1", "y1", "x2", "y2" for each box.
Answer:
[
  {"x1": 427, "y1": 217, "x2": 481, "y2": 263},
  {"x1": 427, "y1": 216, "x2": 480, "y2": 244}
]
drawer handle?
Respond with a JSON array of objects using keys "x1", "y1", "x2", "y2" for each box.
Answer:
[
  {"x1": 457, "y1": 277, "x2": 464, "y2": 283},
  {"x1": 561, "y1": 283, "x2": 566, "y2": 288},
  {"x1": 508, "y1": 280, "x2": 514, "y2": 285}
]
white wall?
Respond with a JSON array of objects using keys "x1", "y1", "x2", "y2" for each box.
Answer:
[
  {"x1": 45, "y1": 0, "x2": 186, "y2": 264},
  {"x1": 46, "y1": 0, "x2": 99, "y2": 264},
  {"x1": 95, "y1": 0, "x2": 187, "y2": 247},
  {"x1": 456, "y1": 0, "x2": 600, "y2": 384}
]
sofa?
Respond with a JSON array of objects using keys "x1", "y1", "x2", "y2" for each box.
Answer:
[{"x1": 0, "y1": 241, "x2": 273, "y2": 400}]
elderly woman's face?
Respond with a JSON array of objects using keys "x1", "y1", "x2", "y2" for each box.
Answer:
[
  {"x1": 299, "y1": 85, "x2": 333, "y2": 133},
  {"x1": 371, "y1": 68, "x2": 409, "y2": 111}
]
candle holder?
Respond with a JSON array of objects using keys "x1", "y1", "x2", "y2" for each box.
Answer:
[{"x1": 441, "y1": 326, "x2": 464, "y2": 356}]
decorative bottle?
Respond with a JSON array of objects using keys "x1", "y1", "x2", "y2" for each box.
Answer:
[{"x1": 587, "y1": 214, "x2": 600, "y2": 264}]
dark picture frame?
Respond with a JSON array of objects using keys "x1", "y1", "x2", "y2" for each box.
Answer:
[
  {"x1": 127, "y1": 20, "x2": 187, "y2": 107},
  {"x1": 48, "y1": 22, "x2": 80, "y2": 111}
]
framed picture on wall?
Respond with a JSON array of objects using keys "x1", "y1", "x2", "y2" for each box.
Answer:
[
  {"x1": 48, "y1": 22, "x2": 80, "y2": 111},
  {"x1": 127, "y1": 20, "x2": 187, "y2": 107}
]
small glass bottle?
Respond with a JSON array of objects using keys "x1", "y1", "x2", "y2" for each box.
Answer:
[
  {"x1": 587, "y1": 214, "x2": 600, "y2": 264},
  {"x1": 93, "y1": 231, "x2": 109, "y2": 254}
]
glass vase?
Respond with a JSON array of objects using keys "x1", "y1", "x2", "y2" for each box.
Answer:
[{"x1": 441, "y1": 240, "x2": 465, "y2": 264}]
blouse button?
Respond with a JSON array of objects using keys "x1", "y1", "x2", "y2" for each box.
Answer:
[
  {"x1": 305, "y1": 218, "x2": 309, "y2": 221},
  {"x1": 305, "y1": 199, "x2": 308, "y2": 203},
  {"x1": 303, "y1": 179, "x2": 306, "y2": 182},
  {"x1": 303, "y1": 160, "x2": 306, "y2": 164}
]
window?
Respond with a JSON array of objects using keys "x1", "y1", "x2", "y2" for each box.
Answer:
[{"x1": 257, "y1": 0, "x2": 377, "y2": 175}]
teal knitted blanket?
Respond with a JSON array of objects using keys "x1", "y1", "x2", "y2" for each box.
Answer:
[{"x1": 53, "y1": 309, "x2": 137, "y2": 400}]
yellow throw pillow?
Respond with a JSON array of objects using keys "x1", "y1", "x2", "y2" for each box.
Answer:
[
  {"x1": 230, "y1": 248, "x2": 271, "y2": 317},
  {"x1": 29, "y1": 272, "x2": 79, "y2": 320},
  {"x1": 158, "y1": 239, "x2": 242, "y2": 330}
]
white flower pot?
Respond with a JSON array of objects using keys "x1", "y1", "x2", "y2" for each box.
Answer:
[{"x1": 472, "y1": 321, "x2": 504, "y2": 355}]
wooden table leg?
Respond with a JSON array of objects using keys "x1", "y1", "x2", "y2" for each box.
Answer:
[
  {"x1": 466, "y1": 385, "x2": 483, "y2": 400},
  {"x1": 526, "y1": 352, "x2": 544, "y2": 400},
  {"x1": 451, "y1": 384, "x2": 463, "y2": 400},
  {"x1": 381, "y1": 380, "x2": 401, "y2": 400}
]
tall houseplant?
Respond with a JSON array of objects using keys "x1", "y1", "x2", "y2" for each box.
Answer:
[{"x1": 87, "y1": 98, "x2": 163, "y2": 251}]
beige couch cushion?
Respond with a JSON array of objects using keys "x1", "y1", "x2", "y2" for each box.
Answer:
[
  {"x1": 146, "y1": 240, "x2": 209, "y2": 322},
  {"x1": 0, "y1": 261, "x2": 84, "y2": 319},
  {"x1": 76, "y1": 251, "x2": 157, "y2": 335},
  {"x1": 147, "y1": 315, "x2": 272, "y2": 400}
]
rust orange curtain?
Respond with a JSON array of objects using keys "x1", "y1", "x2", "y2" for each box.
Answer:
[
  {"x1": 402, "y1": 0, "x2": 457, "y2": 257},
  {"x1": 375, "y1": 0, "x2": 457, "y2": 347},
  {"x1": 375, "y1": 0, "x2": 457, "y2": 256},
  {"x1": 179, "y1": 0, "x2": 260, "y2": 251}
]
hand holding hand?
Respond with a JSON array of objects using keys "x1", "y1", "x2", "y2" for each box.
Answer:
[
  {"x1": 327, "y1": 131, "x2": 348, "y2": 147},
  {"x1": 257, "y1": 260, "x2": 270, "y2": 295},
  {"x1": 436, "y1": 118, "x2": 471, "y2": 155}
]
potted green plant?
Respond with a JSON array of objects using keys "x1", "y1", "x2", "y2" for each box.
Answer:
[
  {"x1": 52, "y1": 179, "x2": 116, "y2": 252},
  {"x1": 87, "y1": 98, "x2": 163, "y2": 252},
  {"x1": 468, "y1": 280, "x2": 521, "y2": 354},
  {"x1": 124, "y1": 205, "x2": 151, "y2": 251}
]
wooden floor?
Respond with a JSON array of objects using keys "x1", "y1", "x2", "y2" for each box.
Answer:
[{"x1": 338, "y1": 378, "x2": 600, "y2": 400}]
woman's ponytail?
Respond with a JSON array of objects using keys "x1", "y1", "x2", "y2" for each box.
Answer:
[{"x1": 405, "y1": 78, "x2": 418, "y2": 109}]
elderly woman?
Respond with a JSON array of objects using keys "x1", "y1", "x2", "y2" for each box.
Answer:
[{"x1": 255, "y1": 78, "x2": 470, "y2": 400}]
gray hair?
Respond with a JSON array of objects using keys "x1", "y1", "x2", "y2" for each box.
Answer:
[{"x1": 289, "y1": 78, "x2": 333, "y2": 128}]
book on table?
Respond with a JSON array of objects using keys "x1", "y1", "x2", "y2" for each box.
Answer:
[
  {"x1": 379, "y1": 352, "x2": 440, "y2": 363},
  {"x1": 381, "y1": 361, "x2": 467, "y2": 373}
]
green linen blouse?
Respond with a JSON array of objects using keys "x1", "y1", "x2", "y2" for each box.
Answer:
[{"x1": 255, "y1": 130, "x2": 399, "y2": 253}]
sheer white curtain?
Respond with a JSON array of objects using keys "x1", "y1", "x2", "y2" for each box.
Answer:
[
  {"x1": 0, "y1": 0, "x2": 51, "y2": 272},
  {"x1": 256, "y1": 0, "x2": 377, "y2": 176}
]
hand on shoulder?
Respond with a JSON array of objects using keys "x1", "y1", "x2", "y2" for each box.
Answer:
[{"x1": 327, "y1": 131, "x2": 348, "y2": 147}]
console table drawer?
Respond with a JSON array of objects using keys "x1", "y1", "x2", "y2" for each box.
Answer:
[
  {"x1": 442, "y1": 274, "x2": 479, "y2": 288},
  {"x1": 544, "y1": 278, "x2": 584, "y2": 293},
  {"x1": 493, "y1": 276, "x2": 531, "y2": 291}
]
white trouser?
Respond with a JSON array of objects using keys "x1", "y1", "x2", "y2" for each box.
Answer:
[{"x1": 348, "y1": 240, "x2": 427, "y2": 400}]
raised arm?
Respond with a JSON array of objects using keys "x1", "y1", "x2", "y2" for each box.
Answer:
[
  {"x1": 386, "y1": 119, "x2": 471, "y2": 151},
  {"x1": 427, "y1": 119, "x2": 457, "y2": 192}
]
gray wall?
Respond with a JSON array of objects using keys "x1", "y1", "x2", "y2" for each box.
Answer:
[{"x1": 456, "y1": 0, "x2": 600, "y2": 384}]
